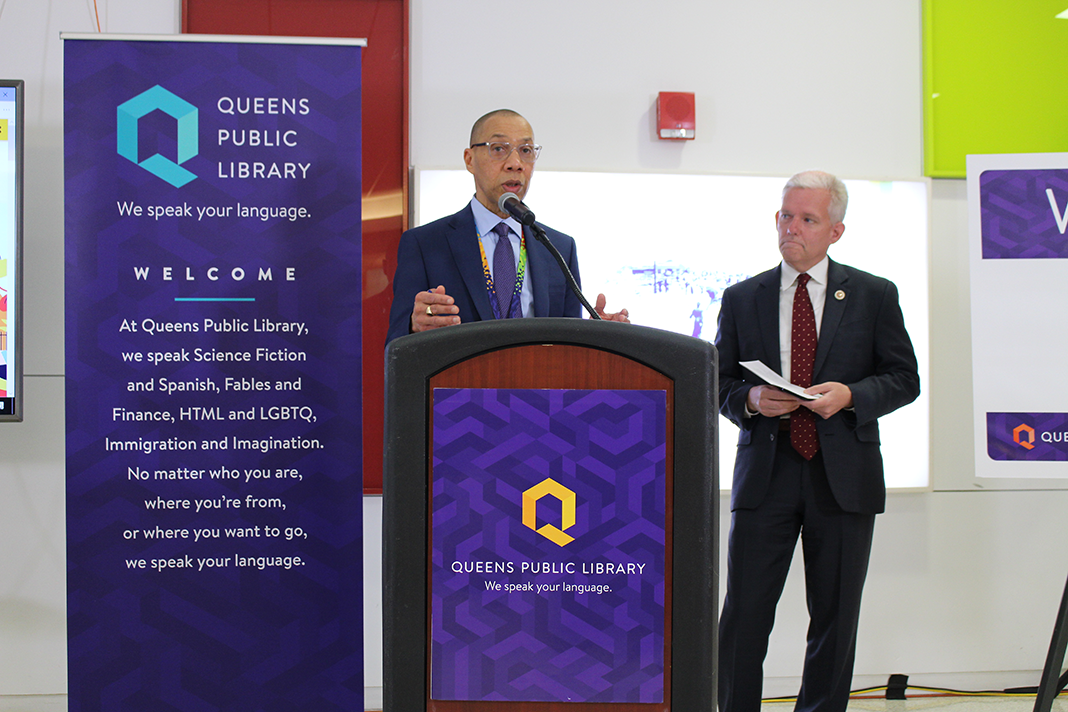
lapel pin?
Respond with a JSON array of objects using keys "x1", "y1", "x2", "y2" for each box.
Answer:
[{"x1": 834, "y1": 290, "x2": 845, "y2": 301}]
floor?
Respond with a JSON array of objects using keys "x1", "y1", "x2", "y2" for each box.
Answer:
[
  {"x1": 0, "y1": 693, "x2": 1062, "y2": 712},
  {"x1": 0, "y1": 699, "x2": 64, "y2": 712},
  {"x1": 781, "y1": 695, "x2": 1064, "y2": 712}
]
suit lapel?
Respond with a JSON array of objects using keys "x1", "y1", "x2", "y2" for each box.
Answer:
[
  {"x1": 525, "y1": 224, "x2": 552, "y2": 317},
  {"x1": 814, "y1": 259, "x2": 848, "y2": 377},
  {"x1": 446, "y1": 205, "x2": 495, "y2": 322},
  {"x1": 756, "y1": 267, "x2": 782, "y2": 374}
]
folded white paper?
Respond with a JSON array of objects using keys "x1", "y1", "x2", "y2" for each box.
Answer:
[{"x1": 740, "y1": 360, "x2": 821, "y2": 400}]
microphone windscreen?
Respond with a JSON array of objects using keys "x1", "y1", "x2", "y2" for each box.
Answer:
[{"x1": 497, "y1": 192, "x2": 520, "y2": 213}]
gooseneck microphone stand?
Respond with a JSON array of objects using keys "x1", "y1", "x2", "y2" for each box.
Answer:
[
  {"x1": 498, "y1": 192, "x2": 601, "y2": 321},
  {"x1": 528, "y1": 222, "x2": 601, "y2": 321}
]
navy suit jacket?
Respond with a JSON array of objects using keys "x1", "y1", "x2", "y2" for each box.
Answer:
[
  {"x1": 386, "y1": 204, "x2": 583, "y2": 345},
  {"x1": 715, "y1": 259, "x2": 919, "y2": 515}
]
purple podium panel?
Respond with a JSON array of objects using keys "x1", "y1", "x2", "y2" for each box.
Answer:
[
  {"x1": 980, "y1": 168, "x2": 1068, "y2": 259},
  {"x1": 987, "y1": 412, "x2": 1068, "y2": 461},
  {"x1": 64, "y1": 37, "x2": 363, "y2": 711},
  {"x1": 431, "y1": 387, "x2": 667, "y2": 704}
]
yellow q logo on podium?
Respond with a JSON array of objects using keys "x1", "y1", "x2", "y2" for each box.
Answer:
[{"x1": 522, "y1": 478, "x2": 576, "y2": 547}]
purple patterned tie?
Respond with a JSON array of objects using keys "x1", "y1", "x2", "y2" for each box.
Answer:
[
  {"x1": 492, "y1": 222, "x2": 516, "y2": 319},
  {"x1": 790, "y1": 273, "x2": 819, "y2": 460}
]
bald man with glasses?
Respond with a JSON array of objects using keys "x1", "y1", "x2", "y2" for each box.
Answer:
[{"x1": 386, "y1": 109, "x2": 627, "y2": 345}]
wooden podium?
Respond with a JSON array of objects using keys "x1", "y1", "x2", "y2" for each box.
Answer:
[{"x1": 384, "y1": 318, "x2": 718, "y2": 712}]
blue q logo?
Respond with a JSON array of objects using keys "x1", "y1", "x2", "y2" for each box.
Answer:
[{"x1": 116, "y1": 85, "x2": 198, "y2": 187}]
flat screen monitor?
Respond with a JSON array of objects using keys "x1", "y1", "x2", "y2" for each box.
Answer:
[{"x1": 0, "y1": 80, "x2": 23, "y2": 421}]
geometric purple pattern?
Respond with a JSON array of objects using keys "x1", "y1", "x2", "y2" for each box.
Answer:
[
  {"x1": 987, "y1": 412, "x2": 1068, "y2": 461},
  {"x1": 64, "y1": 38, "x2": 363, "y2": 711},
  {"x1": 980, "y1": 168, "x2": 1068, "y2": 259},
  {"x1": 431, "y1": 388, "x2": 666, "y2": 703}
]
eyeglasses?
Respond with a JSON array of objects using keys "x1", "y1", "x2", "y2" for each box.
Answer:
[{"x1": 470, "y1": 142, "x2": 542, "y2": 164}]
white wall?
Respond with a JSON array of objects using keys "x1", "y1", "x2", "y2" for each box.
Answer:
[
  {"x1": 410, "y1": 0, "x2": 923, "y2": 179},
  {"x1": 1, "y1": 0, "x2": 1063, "y2": 700}
]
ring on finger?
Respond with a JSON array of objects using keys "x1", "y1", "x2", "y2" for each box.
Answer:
[{"x1": 426, "y1": 305, "x2": 433, "y2": 316}]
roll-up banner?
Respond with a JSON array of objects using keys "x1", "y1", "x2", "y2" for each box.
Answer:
[
  {"x1": 63, "y1": 34, "x2": 364, "y2": 710},
  {"x1": 968, "y1": 153, "x2": 1068, "y2": 478}
]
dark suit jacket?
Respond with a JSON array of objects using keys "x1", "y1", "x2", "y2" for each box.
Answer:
[
  {"x1": 715, "y1": 259, "x2": 919, "y2": 515},
  {"x1": 386, "y1": 201, "x2": 585, "y2": 345},
  {"x1": 385, "y1": 204, "x2": 583, "y2": 346}
]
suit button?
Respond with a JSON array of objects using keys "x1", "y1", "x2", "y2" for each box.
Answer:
[{"x1": 770, "y1": 434, "x2": 776, "y2": 441}]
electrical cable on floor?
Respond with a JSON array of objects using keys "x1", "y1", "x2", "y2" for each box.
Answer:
[{"x1": 760, "y1": 674, "x2": 1068, "y2": 703}]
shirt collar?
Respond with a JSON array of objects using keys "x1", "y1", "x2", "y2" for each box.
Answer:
[
  {"x1": 781, "y1": 256, "x2": 830, "y2": 290},
  {"x1": 470, "y1": 196, "x2": 522, "y2": 238}
]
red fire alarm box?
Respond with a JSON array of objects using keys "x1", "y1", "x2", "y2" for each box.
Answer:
[{"x1": 657, "y1": 92, "x2": 695, "y2": 140}]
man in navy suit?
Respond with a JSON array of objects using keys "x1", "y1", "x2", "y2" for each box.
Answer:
[
  {"x1": 715, "y1": 171, "x2": 919, "y2": 712},
  {"x1": 386, "y1": 109, "x2": 627, "y2": 345}
]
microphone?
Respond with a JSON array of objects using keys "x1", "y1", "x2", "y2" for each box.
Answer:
[
  {"x1": 495, "y1": 192, "x2": 603, "y2": 320},
  {"x1": 497, "y1": 192, "x2": 536, "y2": 227}
]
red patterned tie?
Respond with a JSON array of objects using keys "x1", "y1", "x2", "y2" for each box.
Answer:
[{"x1": 790, "y1": 273, "x2": 819, "y2": 460}]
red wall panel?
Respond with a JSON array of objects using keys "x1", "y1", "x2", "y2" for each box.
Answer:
[{"x1": 183, "y1": 0, "x2": 407, "y2": 492}]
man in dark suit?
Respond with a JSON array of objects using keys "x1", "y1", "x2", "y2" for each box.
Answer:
[
  {"x1": 715, "y1": 170, "x2": 920, "y2": 712},
  {"x1": 386, "y1": 109, "x2": 626, "y2": 345}
]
